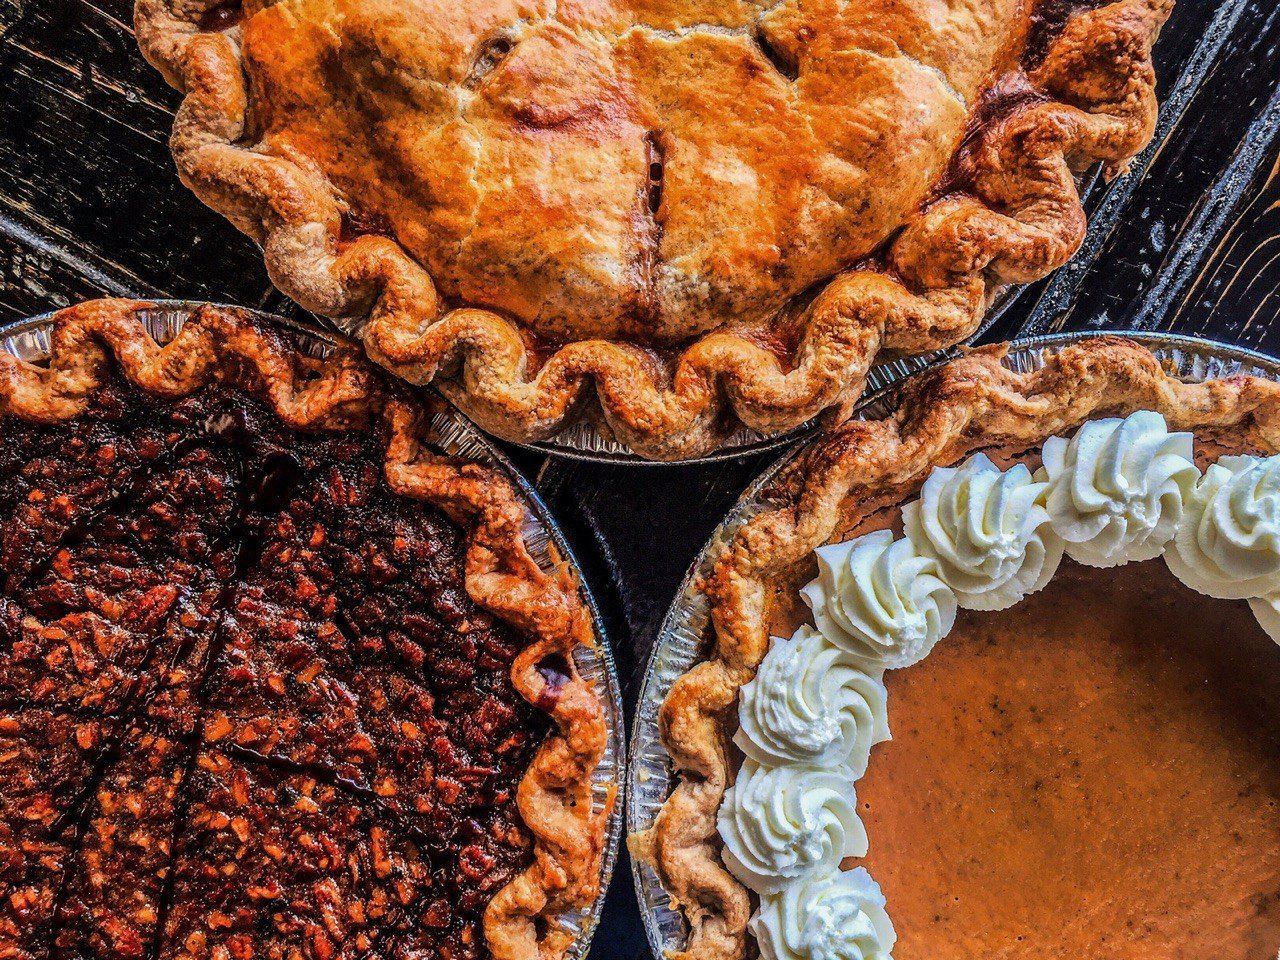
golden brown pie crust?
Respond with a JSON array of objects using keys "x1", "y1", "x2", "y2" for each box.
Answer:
[
  {"x1": 631, "y1": 336, "x2": 1280, "y2": 960},
  {"x1": 135, "y1": 0, "x2": 1171, "y2": 459},
  {"x1": 0, "y1": 299, "x2": 611, "y2": 960}
]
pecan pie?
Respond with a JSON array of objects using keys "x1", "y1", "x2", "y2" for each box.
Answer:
[
  {"x1": 634, "y1": 337, "x2": 1280, "y2": 959},
  {"x1": 0, "y1": 300, "x2": 610, "y2": 960},
  {"x1": 135, "y1": 0, "x2": 1172, "y2": 459}
]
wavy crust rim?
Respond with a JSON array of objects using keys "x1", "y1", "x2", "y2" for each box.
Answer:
[
  {"x1": 0, "y1": 298, "x2": 613, "y2": 960},
  {"x1": 633, "y1": 334, "x2": 1280, "y2": 960},
  {"x1": 135, "y1": 0, "x2": 1172, "y2": 460}
]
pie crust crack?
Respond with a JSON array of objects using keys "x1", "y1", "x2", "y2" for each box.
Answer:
[
  {"x1": 631, "y1": 336, "x2": 1280, "y2": 960},
  {"x1": 135, "y1": 0, "x2": 1171, "y2": 459},
  {"x1": 0, "y1": 299, "x2": 611, "y2": 960}
]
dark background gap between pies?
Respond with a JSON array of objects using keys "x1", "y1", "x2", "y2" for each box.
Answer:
[{"x1": 1, "y1": 1, "x2": 1280, "y2": 958}]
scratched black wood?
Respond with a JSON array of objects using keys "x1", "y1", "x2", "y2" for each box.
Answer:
[{"x1": 1, "y1": 2, "x2": 1280, "y2": 958}]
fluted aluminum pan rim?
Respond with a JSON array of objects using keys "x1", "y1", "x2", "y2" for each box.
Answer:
[
  {"x1": 625, "y1": 330, "x2": 1280, "y2": 960},
  {"x1": 1, "y1": 300, "x2": 626, "y2": 960}
]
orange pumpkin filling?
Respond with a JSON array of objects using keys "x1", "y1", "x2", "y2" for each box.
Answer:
[{"x1": 855, "y1": 558, "x2": 1280, "y2": 959}]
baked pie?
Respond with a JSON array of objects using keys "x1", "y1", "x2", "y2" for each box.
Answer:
[
  {"x1": 635, "y1": 337, "x2": 1280, "y2": 958},
  {"x1": 0, "y1": 300, "x2": 610, "y2": 960},
  {"x1": 136, "y1": 0, "x2": 1172, "y2": 459}
]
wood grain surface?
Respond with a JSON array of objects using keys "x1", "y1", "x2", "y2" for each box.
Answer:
[{"x1": 1, "y1": 2, "x2": 1279, "y2": 958}]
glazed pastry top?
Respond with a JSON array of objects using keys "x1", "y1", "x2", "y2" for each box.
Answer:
[{"x1": 243, "y1": 0, "x2": 1017, "y2": 343}]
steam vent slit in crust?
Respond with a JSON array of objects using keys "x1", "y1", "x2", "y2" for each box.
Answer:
[
  {"x1": 137, "y1": 0, "x2": 1173, "y2": 458},
  {"x1": 0, "y1": 300, "x2": 609, "y2": 960},
  {"x1": 637, "y1": 337, "x2": 1280, "y2": 960}
]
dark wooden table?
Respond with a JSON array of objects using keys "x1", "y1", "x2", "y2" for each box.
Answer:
[{"x1": 2, "y1": 2, "x2": 1279, "y2": 958}]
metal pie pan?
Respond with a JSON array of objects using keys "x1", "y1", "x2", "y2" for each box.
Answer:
[
  {"x1": 625, "y1": 330, "x2": 1280, "y2": 960},
  {"x1": 2, "y1": 300, "x2": 626, "y2": 960}
]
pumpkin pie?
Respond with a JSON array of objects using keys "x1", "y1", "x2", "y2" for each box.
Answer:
[{"x1": 637, "y1": 336, "x2": 1280, "y2": 959}]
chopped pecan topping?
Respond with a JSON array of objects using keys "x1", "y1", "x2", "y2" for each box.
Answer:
[{"x1": 0, "y1": 373, "x2": 549, "y2": 960}]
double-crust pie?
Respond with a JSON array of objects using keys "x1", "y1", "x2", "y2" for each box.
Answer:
[
  {"x1": 0, "y1": 300, "x2": 609, "y2": 960},
  {"x1": 136, "y1": 0, "x2": 1172, "y2": 459},
  {"x1": 635, "y1": 337, "x2": 1280, "y2": 959}
]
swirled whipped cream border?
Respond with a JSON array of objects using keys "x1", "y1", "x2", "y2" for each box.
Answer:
[{"x1": 715, "y1": 411, "x2": 1280, "y2": 960}]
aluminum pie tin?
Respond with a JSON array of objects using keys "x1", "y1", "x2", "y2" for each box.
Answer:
[
  {"x1": 2, "y1": 300, "x2": 626, "y2": 960},
  {"x1": 626, "y1": 330, "x2": 1280, "y2": 960}
]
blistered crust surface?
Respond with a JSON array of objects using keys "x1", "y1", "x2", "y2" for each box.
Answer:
[
  {"x1": 0, "y1": 299, "x2": 611, "y2": 960},
  {"x1": 137, "y1": 0, "x2": 1169, "y2": 458},
  {"x1": 632, "y1": 336, "x2": 1280, "y2": 960}
]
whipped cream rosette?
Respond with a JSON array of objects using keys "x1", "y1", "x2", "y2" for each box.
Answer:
[
  {"x1": 752, "y1": 868, "x2": 896, "y2": 960},
  {"x1": 1167, "y1": 455, "x2": 1280, "y2": 601},
  {"x1": 734, "y1": 626, "x2": 890, "y2": 776},
  {"x1": 1036, "y1": 411, "x2": 1200, "y2": 567},
  {"x1": 801, "y1": 530, "x2": 957, "y2": 670},
  {"x1": 717, "y1": 760, "x2": 867, "y2": 896},
  {"x1": 903, "y1": 453, "x2": 1064, "y2": 611}
]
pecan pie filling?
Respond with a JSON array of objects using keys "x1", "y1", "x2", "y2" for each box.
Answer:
[{"x1": 0, "y1": 371, "x2": 549, "y2": 960}]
